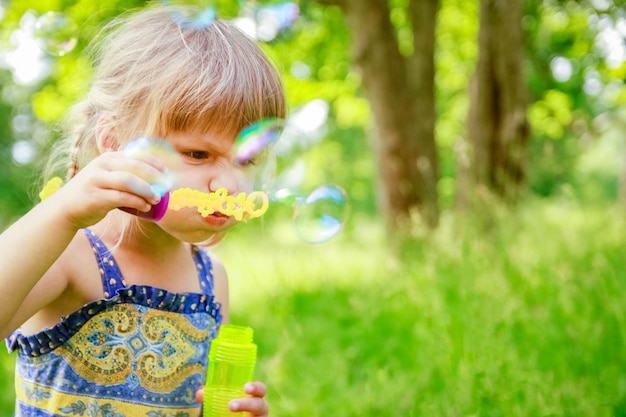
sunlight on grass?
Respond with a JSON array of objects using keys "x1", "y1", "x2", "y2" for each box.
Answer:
[
  {"x1": 217, "y1": 201, "x2": 626, "y2": 416},
  {"x1": 0, "y1": 201, "x2": 624, "y2": 415}
]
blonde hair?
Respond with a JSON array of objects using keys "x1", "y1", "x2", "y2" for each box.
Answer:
[
  {"x1": 44, "y1": 4, "x2": 286, "y2": 246},
  {"x1": 47, "y1": 4, "x2": 286, "y2": 180}
]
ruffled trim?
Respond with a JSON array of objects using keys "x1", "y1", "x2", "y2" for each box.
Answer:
[{"x1": 6, "y1": 285, "x2": 222, "y2": 357}]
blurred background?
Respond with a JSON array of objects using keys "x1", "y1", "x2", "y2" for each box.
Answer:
[{"x1": 0, "y1": 0, "x2": 625, "y2": 415}]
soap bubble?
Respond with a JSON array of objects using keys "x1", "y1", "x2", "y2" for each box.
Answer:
[
  {"x1": 231, "y1": 109, "x2": 347, "y2": 244},
  {"x1": 235, "y1": 1, "x2": 299, "y2": 41},
  {"x1": 271, "y1": 187, "x2": 299, "y2": 205},
  {"x1": 273, "y1": 99, "x2": 329, "y2": 160},
  {"x1": 233, "y1": 118, "x2": 284, "y2": 192},
  {"x1": 235, "y1": 118, "x2": 284, "y2": 165},
  {"x1": 33, "y1": 12, "x2": 78, "y2": 56},
  {"x1": 255, "y1": 2, "x2": 299, "y2": 41},
  {"x1": 124, "y1": 137, "x2": 179, "y2": 197},
  {"x1": 162, "y1": 0, "x2": 218, "y2": 29},
  {"x1": 293, "y1": 185, "x2": 349, "y2": 244}
]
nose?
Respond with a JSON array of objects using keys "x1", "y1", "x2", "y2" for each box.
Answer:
[{"x1": 208, "y1": 160, "x2": 240, "y2": 194}]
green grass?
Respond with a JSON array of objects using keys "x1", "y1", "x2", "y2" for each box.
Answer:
[
  {"x1": 220, "y1": 201, "x2": 626, "y2": 416},
  {"x1": 0, "y1": 348, "x2": 15, "y2": 412},
  {"x1": 1, "y1": 200, "x2": 625, "y2": 416}
]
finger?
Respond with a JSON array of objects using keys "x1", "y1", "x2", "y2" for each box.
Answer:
[
  {"x1": 121, "y1": 157, "x2": 170, "y2": 185},
  {"x1": 127, "y1": 152, "x2": 168, "y2": 171},
  {"x1": 60, "y1": 174, "x2": 153, "y2": 218},
  {"x1": 95, "y1": 151, "x2": 170, "y2": 193},
  {"x1": 98, "y1": 172, "x2": 162, "y2": 205},
  {"x1": 229, "y1": 397, "x2": 268, "y2": 417},
  {"x1": 195, "y1": 386, "x2": 204, "y2": 403},
  {"x1": 244, "y1": 382, "x2": 267, "y2": 397}
]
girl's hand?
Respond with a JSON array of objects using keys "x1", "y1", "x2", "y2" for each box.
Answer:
[
  {"x1": 196, "y1": 382, "x2": 269, "y2": 416},
  {"x1": 50, "y1": 151, "x2": 166, "y2": 229}
]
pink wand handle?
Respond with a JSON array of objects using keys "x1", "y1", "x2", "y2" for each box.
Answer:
[{"x1": 119, "y1": 192, "x2": 170, "y2": 221}]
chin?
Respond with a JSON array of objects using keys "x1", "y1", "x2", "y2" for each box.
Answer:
[{"x1": 172, "y1": 223, "x2": 232, "y2": 246}]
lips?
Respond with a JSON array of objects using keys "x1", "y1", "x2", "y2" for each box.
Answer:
[{"x1": 201, "y1": 211, "x2": 230, "y2": 227}]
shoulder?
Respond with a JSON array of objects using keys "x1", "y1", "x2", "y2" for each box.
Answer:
[
  {"x1": 194, "y1": 246, "x2": 227, "y2": 282},
  {"x1": 202, "y1": 248, "x2": 228, "y2": 293},
  {"x1": 62, "y1": 230, "x2": 103, "y2": 301},
  {"x1": 14, "y1": 230, "x2": 99, "y2": 336}
]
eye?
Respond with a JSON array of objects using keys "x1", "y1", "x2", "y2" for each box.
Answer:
[
  {"x1": 183, "y1": 151, "x2": 210, "y2": 160},
  {"x1": 235, "y1": 149, "x2": 270, "y2": 168},
  {"x1": 236, "y1": 157, "x2": 258, "y2": 168}
]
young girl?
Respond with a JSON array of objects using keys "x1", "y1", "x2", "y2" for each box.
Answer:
[{"x1": 0, "y1": 4, "x2": 285, "y2": 416}]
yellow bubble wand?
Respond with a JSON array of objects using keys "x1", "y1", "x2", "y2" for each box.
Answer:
[
  {"x1": 169, "y1": 187, "x2": 269, "y2": 221},
  {"x1": 39, "y1": 177, "x2": 269, "y2": 221}
]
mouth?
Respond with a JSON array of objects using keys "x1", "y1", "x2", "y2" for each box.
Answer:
[{"x1": 201, "y1": 211, "x2": 230, "y2": 227}]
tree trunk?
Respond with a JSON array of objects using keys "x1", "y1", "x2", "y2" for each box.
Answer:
[
  {"x1": 326, "y1": 0, "x2": 440, "y2": 233},
  {"x1": 457, "y1": 0, "x2": 530, "y2": 208}
]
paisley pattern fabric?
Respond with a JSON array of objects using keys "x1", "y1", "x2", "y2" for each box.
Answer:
[{"x1": 7, "y1": 229, "x2": 222, "y2": 417}]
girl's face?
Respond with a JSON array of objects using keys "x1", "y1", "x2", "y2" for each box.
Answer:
[{"x1": 155, "y1": 129, "x2": 258, "y2": 243}]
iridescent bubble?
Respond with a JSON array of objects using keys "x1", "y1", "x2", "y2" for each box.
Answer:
[
  {"x1": 33, "y1": 12, "x2": 78, "y2": 56},
  {"x1": 124, "y1": 137, "x2": 179, "y2": 197},
  {"x1": 235, "y1": 1, "x2": 299, "y2": 41},
  {"x1": 293, "y1": 185, "x2": 349, "y2": 244},
  {"x1": 273, "y1": 99, "x2": 329, "y2": 160},
  {"x1": 235, "y1": 118, "x2": 284, "y2": 165},
  {"x1": 271, "y1": 187, "x2": 299, "y2": 204},
  {"x1": 162, "y1": 0, "x2": 218, "y2": 30},
  {"x1": 255, "y1": 2, "x2": 299, "y2": 41},
  {"x1": 233, "y1": 118, "x2": 284, "y2": 192}
]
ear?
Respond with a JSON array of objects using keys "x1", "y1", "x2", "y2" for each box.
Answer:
[{"x1": 95, "y1": 116, "x2": 120, "y2": 153}]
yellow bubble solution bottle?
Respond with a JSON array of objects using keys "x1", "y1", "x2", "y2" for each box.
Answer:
[{"x1": 204, "y1": 325, "x2": 257, "y2": 417}]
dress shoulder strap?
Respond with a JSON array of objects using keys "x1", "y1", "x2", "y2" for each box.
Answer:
[
  {"x1": 82, "y1": 229, "x2": 127, "y2": 298},
  {"x1": 192, "y1": 246, "x2": 215, "y2": 295}
]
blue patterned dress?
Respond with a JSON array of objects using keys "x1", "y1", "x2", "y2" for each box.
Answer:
[{"x1": 7, "y1": 229, "x2": 223, "y2": 417}]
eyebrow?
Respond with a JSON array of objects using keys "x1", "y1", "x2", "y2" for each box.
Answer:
[{"x1": 170, "y1": 131, "x2": 234, "y2": 157}]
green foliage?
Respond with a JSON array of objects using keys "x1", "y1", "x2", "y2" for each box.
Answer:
[
  {"x1": 529, "y1": 90, "x2": 573, "y2": 139},
  {"x1": 0, "y1": 70, "x2": 38, "y2": 229},
  {"x1": 260, "y1": 3, "x2": 374, "y2": 214},
  {"x1": 32, "y1": 54, "x2": 92, "y2": 122},
  {"x1": 528, "y1": 136, "x2": 579, "y2": 197},
  {"x1": 524, "y1": 0, "x2": 626, "y2": 200},
  {"x1": 1, "y1": 0, "x2": 625, "y2": 224}
]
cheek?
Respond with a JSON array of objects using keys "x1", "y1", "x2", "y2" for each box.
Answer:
[
  {"x1": 233, "y1": 170, "x2": 256, "y2": 193},
  {"x1": 171, "y1": 168, "x2": 208, "y2": 191}
]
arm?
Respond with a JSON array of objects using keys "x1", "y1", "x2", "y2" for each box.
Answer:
[
  {"x1": 0, "y1": 195, "x2": 78, "y2": 337},
  {"x1": 0, "y1": 151, "x2": 166, "y2": 337}
]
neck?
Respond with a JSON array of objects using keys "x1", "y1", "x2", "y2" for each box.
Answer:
[
  {"x1": 90, "y1": 211, "x2": 185, "y2": 258},
  {"x1": 89, "y1": 211, "x2": 200, "y2": 293}
]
